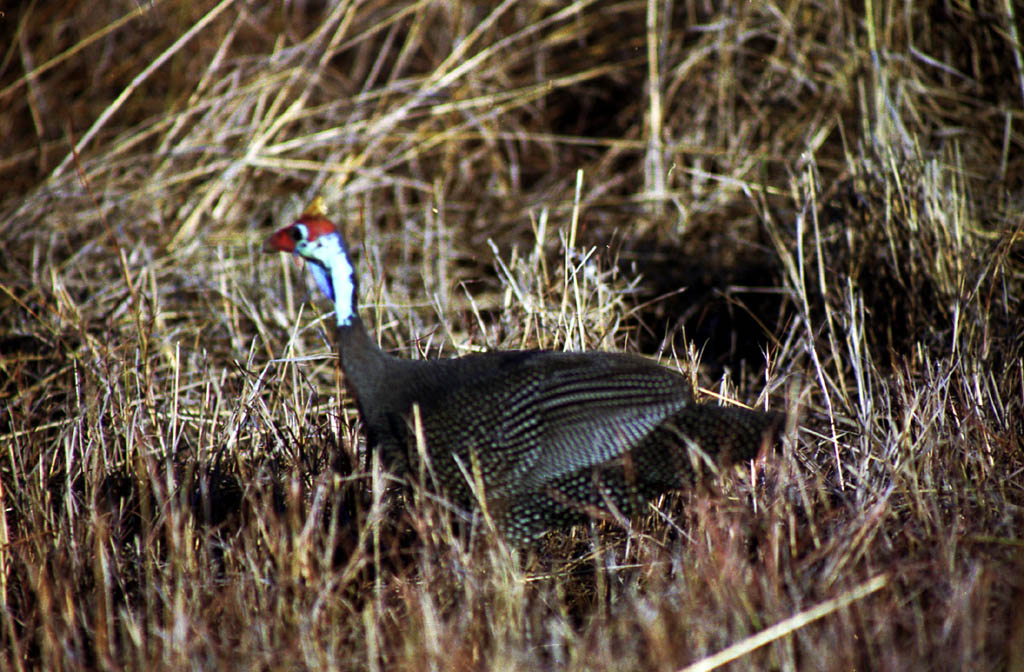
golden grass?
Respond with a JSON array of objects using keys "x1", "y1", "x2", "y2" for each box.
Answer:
[{"x1": 2, "y1": 1, "x2": 1023, "y2": 669}]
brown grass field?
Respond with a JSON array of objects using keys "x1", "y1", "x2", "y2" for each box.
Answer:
[{"x1": 2, "y1": 1, "x2": 1023, "y2": 670}]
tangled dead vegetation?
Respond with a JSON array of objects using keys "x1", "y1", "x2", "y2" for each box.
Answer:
[{"x1": 2, "y1": 2, "x2": 1023, "y2": 670}]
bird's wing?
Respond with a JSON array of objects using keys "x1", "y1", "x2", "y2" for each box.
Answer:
[
  {"x1": 499, "y1": 354, "x2": 692, "y2": 494},
  {"x1": 407, "y1": 351, "x2": 691, "y2": 500}
]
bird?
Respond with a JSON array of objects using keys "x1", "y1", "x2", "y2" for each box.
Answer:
[{"x1": 266, "y1": 197, "x2": 783, "y2": 544}]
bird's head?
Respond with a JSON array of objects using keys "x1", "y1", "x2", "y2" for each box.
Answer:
[{"x1": 266, "y1": 197, "x2": 358, "y2": 325}]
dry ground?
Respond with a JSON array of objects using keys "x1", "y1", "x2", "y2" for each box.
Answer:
[{"x1": 2, "y1": 1, "x2": 1023, "y2": 670}]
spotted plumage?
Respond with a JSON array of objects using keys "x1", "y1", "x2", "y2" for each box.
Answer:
[{"x1": 267, "y1": 198, "x2": 783, "y2": 544}]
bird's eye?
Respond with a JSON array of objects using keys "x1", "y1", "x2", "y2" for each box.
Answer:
[{"x1": 289, "y1": 225, "x2": 304, "y2": 242}]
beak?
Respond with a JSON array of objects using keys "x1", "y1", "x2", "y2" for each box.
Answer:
[{"x1": 264, "y1": 227, "x2": 296, "y2": 254}]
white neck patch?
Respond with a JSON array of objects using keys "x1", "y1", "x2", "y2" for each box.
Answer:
[
  {"x1": 330, "y1": 252, "x2": 356, "y2": 326},
  {"x1": 302, "y1": 232, "x2": 357, "y2": 327}
]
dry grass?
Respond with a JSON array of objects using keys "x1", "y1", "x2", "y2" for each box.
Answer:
[{"x1": 2, "y1": 1, "x2": 1024, "y2": 670}]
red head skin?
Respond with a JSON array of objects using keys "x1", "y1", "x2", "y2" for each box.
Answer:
[{"x1": 266, "y1": 215, "x2": 339, "y2": 253}]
